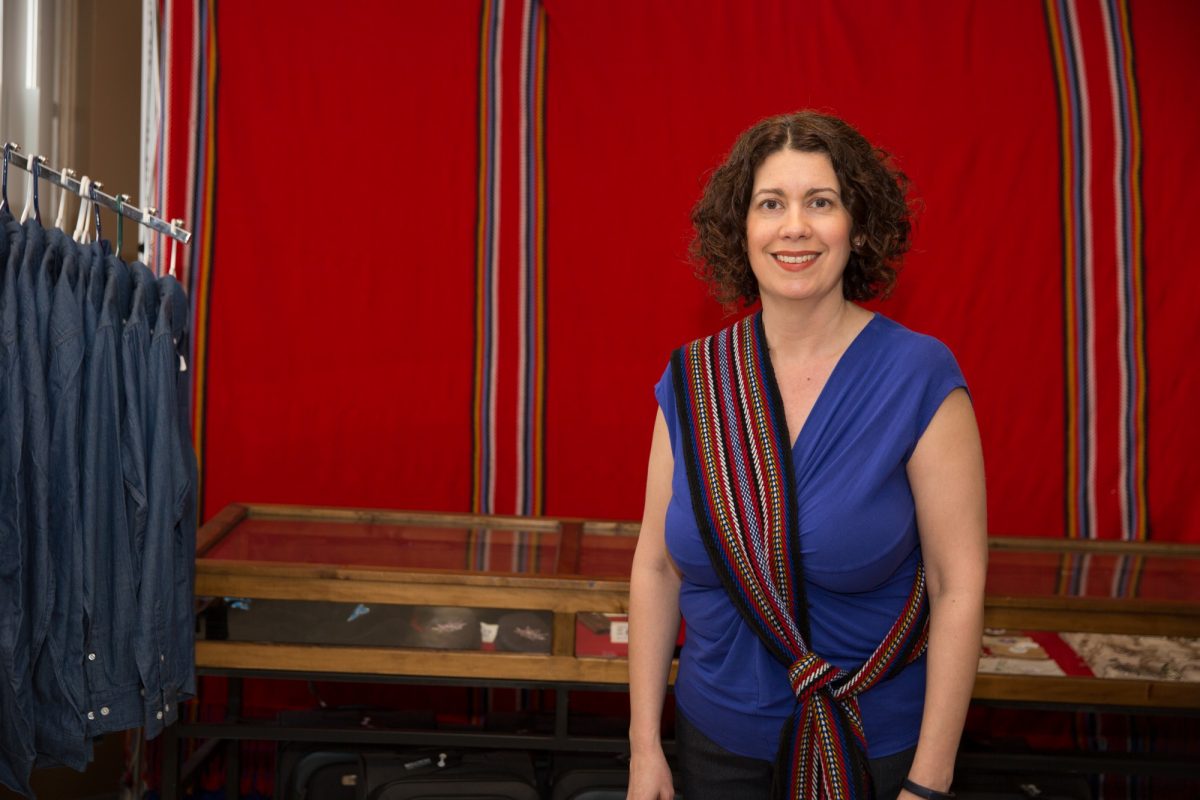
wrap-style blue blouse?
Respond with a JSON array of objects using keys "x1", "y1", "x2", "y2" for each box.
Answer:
[{"x1": 656, "y1": 313, "x2": 967, "y2": 759}]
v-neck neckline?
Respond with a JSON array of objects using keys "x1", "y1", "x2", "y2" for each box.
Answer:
[{"x1": 755, "y1": 311, "x2": 880, "y2": 454}]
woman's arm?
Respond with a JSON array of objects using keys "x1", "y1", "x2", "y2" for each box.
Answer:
[
  {"x1": 627, "y1": 409, "x2": 682, "y2": 800},
  {"x1": 902, "y1": 387, "x2": 988, "y2": 798}
]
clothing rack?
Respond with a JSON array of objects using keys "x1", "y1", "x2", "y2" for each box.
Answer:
[{"x1": 2, "y1": 142, "x2": 192, "y2": 245}]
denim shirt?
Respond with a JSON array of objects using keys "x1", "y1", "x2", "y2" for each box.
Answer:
[
  {"x1": 141, "y1": 275, "x2": 194, "y2": 738},
  {"x1": 81, "y1": 242, "x2": 107, "y2": 355},
  {"x1": 0, "y1": 213, "x2": 35, "y2": 796},
  {"x1": 121, "y1": 263, "x2": 157, "y2": 587},
  {"x1": 17, "y1": 220, "x2": 52, "y2": 687},
  {"x1": 35, "y1": 228, "x2": 70, "y2": 365},
  {"x1": 34, "y1": 240, "x2": 91, "y2": 769},
  {"x1": 122, "y1": 263, "x2": 162, "y2": 734},
  {"x1": 81, "y1": 254, "x2": 143, "y2": 735},
  {"x1": 168, "y1": 276, "x2": 198, "y2": 704}
]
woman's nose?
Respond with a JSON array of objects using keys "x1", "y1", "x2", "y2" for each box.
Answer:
[{"x1": 780, "y1": 208, "x2": 811, "y2": 239}]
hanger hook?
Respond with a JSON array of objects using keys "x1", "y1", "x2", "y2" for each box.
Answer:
[
  {"x1": 115, "y1": 195, "x2": 123, "y2": 255},
  {"x1": 145, "y1": 207, "x2": 158, "y2": 268},
  {"x1": 20, "y1": 154, "x2": 43, "y2": 224},
  {"x1": 1, "y1": 142, "x2": 16, "y2": 211},
  {"x1": 169, "y1": 218, "x2": 184, "y2": 278},
  {"x1": 73, "y1": 176, "x2": 92, "y2": 243},
  {"x1": 32, "y1": 156, "x2": 44, "y2": 224},
  {"x1": 90, "y1": 181, "x2": 104, "y2": 242},
  {"x1": 115, "y1": 194, "x2": 131, "y2": 256},
  {"x1": 55, "y1": 168, "x2": 75, "y2": 230}
]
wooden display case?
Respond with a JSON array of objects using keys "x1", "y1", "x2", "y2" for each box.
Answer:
[
  {"x1": 196, "y1": 503, "x2": 647, "y2": 685},
  {"x1": 194, "y1": 503, "x2": 1200, "y2": 710}
]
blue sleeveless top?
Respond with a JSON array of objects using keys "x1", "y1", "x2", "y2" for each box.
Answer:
[{"x1": 656, "y1": 313, "x2": 967, "y2": 760}]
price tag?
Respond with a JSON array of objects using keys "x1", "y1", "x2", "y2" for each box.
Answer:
[{"x1": 609, "y1": 620, "x2": 629, "y2": 644}]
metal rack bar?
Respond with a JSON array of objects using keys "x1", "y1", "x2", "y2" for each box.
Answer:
[{"x1": 3, "y1": 144, "x2": 192, "y2": 244}]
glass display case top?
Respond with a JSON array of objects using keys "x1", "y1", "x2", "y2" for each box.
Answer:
[
  {"x1": 203, "y1": 517, "x2": 564, "y2": 575},
  {"x1": 987, "y1": 546, "x2": 1200, "y2": 603},
  {"x1": 198, "y1": 506, "x2": 1200, "y2": 602}
]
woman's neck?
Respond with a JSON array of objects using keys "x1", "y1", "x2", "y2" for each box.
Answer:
[{"x1": 759, "y1": 295, "x2": 869, "y2": 362}]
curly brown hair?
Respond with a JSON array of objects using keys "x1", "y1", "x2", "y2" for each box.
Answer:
[{"x1": 690, "y1": 111, "x2": 913, "y2": 308}]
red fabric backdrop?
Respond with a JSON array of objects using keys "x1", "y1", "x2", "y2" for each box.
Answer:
[
  {"x1": 1139, "y1": 1, "x2": 1200, "y2": 540},
  {"x1": 541, "y1": 1, "x2": 1065, "y2": 533},
  {"x1": 166, "y1": 1, "x2": 1198, "y2": 541},
  {"x1": 201, "y1": 1, "x2": 481, "y2": 514}
]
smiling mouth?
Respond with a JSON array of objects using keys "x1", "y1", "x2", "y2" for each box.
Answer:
[{"x1": 773, "y1": 253, "x2": 817, "y2": 267}]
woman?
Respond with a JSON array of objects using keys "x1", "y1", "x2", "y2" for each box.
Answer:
[{"x1": 627, "y1": 111, "x2": 987, "y2": 800}]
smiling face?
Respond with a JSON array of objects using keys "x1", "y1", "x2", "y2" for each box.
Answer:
[{"x1": 745, "y1": 148, "x2": 854, "y2": 308}]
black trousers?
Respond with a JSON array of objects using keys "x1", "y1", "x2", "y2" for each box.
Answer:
[{"x1": 676, "y1": 712, "x2": 915, "y2": 800}]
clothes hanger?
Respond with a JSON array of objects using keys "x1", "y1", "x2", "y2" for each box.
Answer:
[
  {"x1": 20, "y1": 155, "x2": 45, "y2": 224},
  {"x1": 89, "y1": 180, "x2": 104, "y2": 244},
  {"x1": 33, "y1": 156, "x2": 45, "y2": 223},
  {"x1": 73, "y1": 176, "x2": 93, "y2": 243},
  {"x1": 168, "y1": 218, "x2": 182, "y2": 277},
  {"x1": 18, "y1": 160, "x2": 32, "y2": 222},
  {"x1": 55, "y1": 168, "x2": 76, "y2": 230},
  {"x1": 0, "y1": 142, "x2": 16, "y2": 216},
  {"x1": 144, "y1": 206, "x2": 159, "y2": 270},
  {"x1": 115, "y1": 194, "x2": 130, "y2": 257}
]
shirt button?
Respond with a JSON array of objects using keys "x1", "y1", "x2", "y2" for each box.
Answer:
[
  {"x1": 87, "y1": 711, "x2": 95, "y2": 720},
  {"x1": 156, "y1": 711, "x2": 163, "y2": 720},
  {"x1": 164, "y1": 703, "x2": 170, "y2": 712},
  {"x1": 87, "y1": 653, "x2": 96, "y2": 661},
  {"x1": 100, "y1": 707, "x2": 110, "y2": 716}
]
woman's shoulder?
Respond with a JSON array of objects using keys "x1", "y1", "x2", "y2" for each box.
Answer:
[{"x1": 867, "y1": 313, "x2": 960, "y2": 370}]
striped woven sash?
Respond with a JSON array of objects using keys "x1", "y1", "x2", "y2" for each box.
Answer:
[{"x1": 670, "y1": 312, "x2": 929, "y2": 800}]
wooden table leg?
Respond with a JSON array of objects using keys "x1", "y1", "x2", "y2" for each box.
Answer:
[
  {"x1": 225, "y1": 677, "x2": 244, "y2": 800},
  {"x1": 161, "y1": 722, "x2": 180, "y2": 800}
]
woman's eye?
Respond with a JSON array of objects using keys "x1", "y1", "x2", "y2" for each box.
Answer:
[
  {"x1": 811, "y1": 197, "x2": 833, "y2": 209},
  {"x1": 761, "y1": 199, "x2": 782, "y2": 211}
]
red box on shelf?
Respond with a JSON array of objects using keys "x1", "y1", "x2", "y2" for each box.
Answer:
[
  {"x1": 575, "y1": 612, "x2": 629, "y2": 658},
  {"x1": 575, "y1": 613, "x2": 687, "y2": 659}
]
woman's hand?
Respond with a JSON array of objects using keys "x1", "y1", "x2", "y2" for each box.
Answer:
[{"x1": 627, "y1": 747, "x2": 675, "y2": 799}]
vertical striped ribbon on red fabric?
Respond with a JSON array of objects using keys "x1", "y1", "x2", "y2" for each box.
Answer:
[
  {"x1": 188, "y1": 0, "x2": 218, "y2": 516},
  {"x1": 473, "y1": 0, "x2": 549, "y2": 518},
  {"x1": 1044, "y1": 0, "x2": 1146, "y2": 566},
  {"x1": 471, "y1": 0, "x2": 548, "y2": 571},
  {"x1": 144, "y1": 0, "x2": 217, "y2": 509}
]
